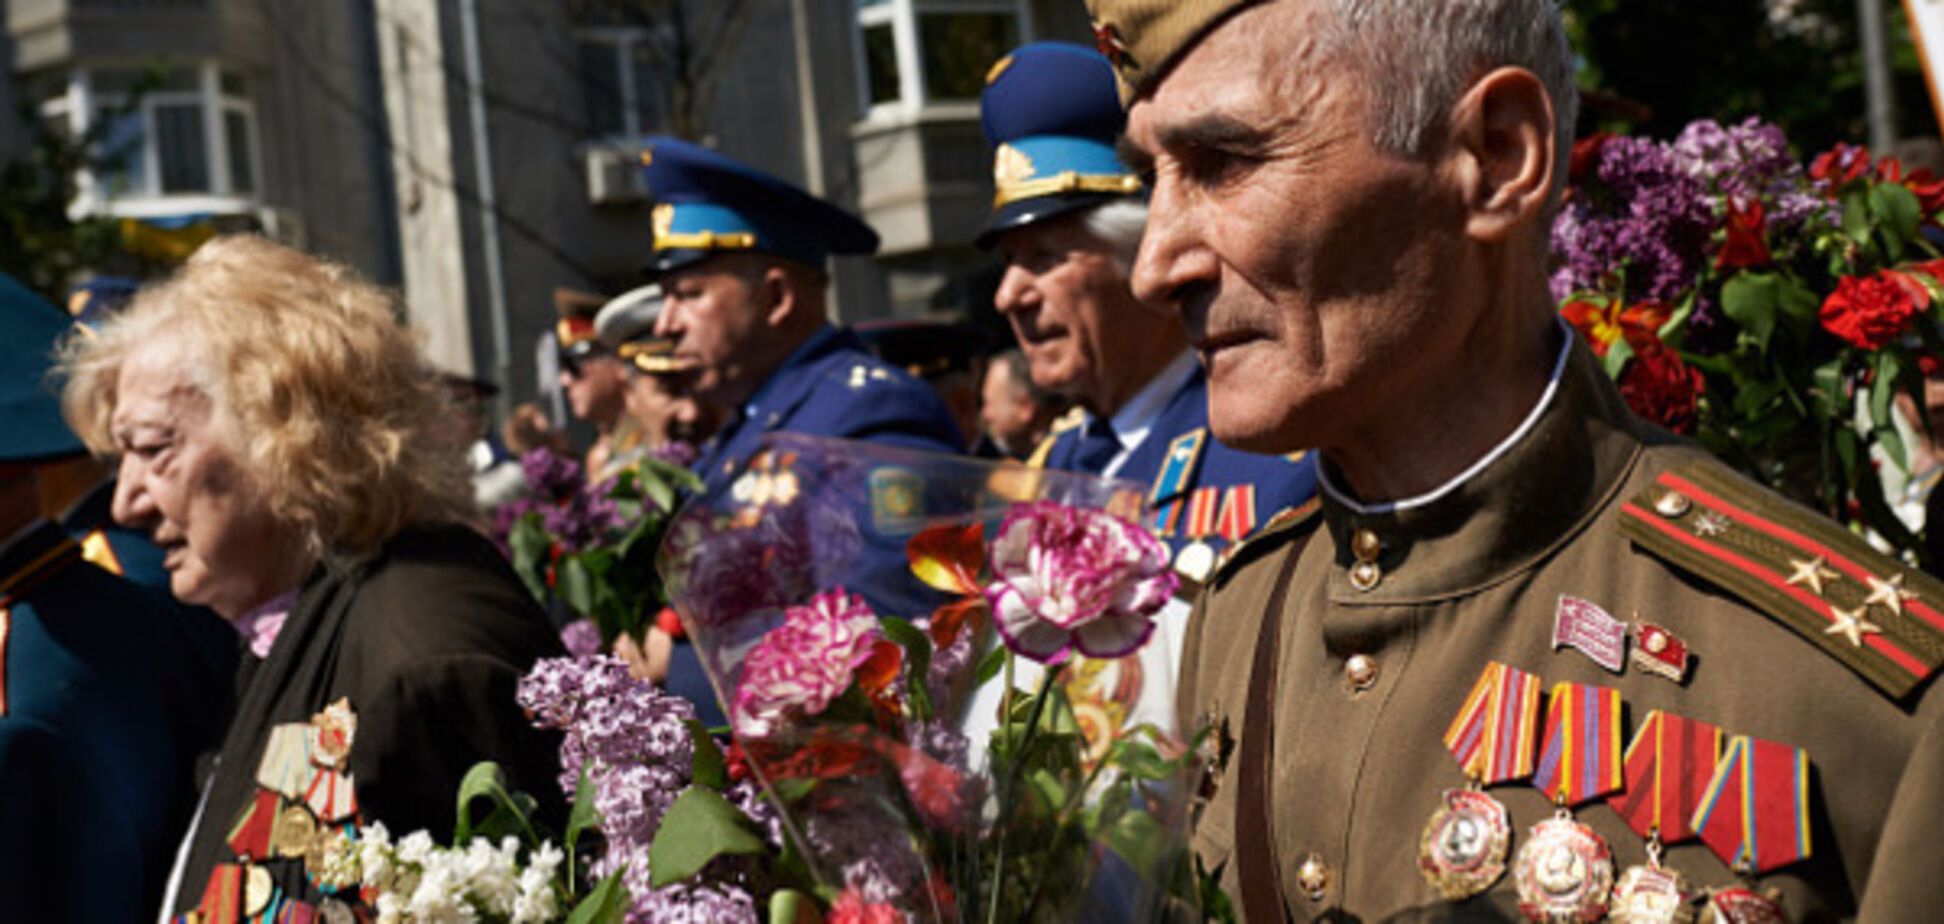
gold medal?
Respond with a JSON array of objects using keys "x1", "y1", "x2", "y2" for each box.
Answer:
[
  {"x1": 1611, "y1": 863, "x2": 1695, "y2": 924},
  {"x1": 1417, "y1": 787, "x2": 1512, "y2": 899},
  {"x1": 1513, "y1": 813, "x2": 1614, "y2": 922},
  {"x1": 1704, "y1": 888, "x2": 1788, "y2": 924},
  {"x1": 243, "y1": 863, "x2": 274, "y2": 916},
  {"x1": 269, "y1": 803, "x2": 319, "y2": 859}
]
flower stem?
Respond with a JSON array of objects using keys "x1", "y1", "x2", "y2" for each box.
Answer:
[{"x1": 987, "y1": 664, "x2": 1060, "y2": 924}]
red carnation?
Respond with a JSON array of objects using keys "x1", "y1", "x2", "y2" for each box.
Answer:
[
  {"x1": 1618, "y1": 345, "x2": 1705, "y2": 435},
  {"x1": 1715, "y1": 198, "x2": 1770, "y2": 270},
  {"x1": 1819, "y1": 270, "x2": 1929, "y2": 350},
  {"x1": 829, "y1": 890, "x2": 902, "y2": 924},
  {"x1": 1879, "y1": 158, "x2": 1944, "y2": 219},
  {"x1": 1811, "y1": 142, "x2": 1874, "y2": 188}
]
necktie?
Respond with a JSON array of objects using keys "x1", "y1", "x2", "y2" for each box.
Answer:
[{"x1": 1072, "y1": 418, "x2": 1121, "y2": 475}]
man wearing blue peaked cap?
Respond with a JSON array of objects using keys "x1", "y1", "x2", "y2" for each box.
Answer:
[
  {"x1": 981, "y1": 44, "x2": 1316, "y2": 585},
  {"x1": 963, "y1": 44, "x2": 1320, "y2": 772},
  {"x1": 0, "y1": 274, "x2": 232, "y2": 921},
  {"x1": 635, "y1": 138, "x2": 965, "y2": 673}
]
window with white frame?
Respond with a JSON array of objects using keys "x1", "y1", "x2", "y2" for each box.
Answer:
[
  {"x1": 855, "y1": 0, "x2": 1028, "y2": 116},
  {"x1": 576, "y1": 28, "x2": 667, "y2": 138},
  {"x1": 37, "y1": 62, "x2": 262, "y2": 214}
]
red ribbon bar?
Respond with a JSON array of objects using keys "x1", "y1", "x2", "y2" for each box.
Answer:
[
  {"x1": 1186, "y1": 486, "x2": 1220, "y2": 539},
  {"x1": 1607, "y1": 710, "x2": 1722, "y2": 843},
  {"x1": 224, "y1": 788, "x2": 280, "y2": 861},
  {"x1": 1691, "y1": 735, "x2": 1813, "y2": 874},
  {"x1": 1217, "y1": 485, "x2": 1258, "y2": 544}
]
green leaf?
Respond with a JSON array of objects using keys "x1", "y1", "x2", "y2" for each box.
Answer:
[
  {"x1": 1601, "y1": 336, "x2": 1635, "y2": 380},
  {"x1": 1870, "y1": 351, "x2": 1905, "y2": 427},
  {"x1": 507, "y1": 513, "x2": 552, "y2": 603},
  {"x1": 1108, "y1": 738, "x2": 1178, "y2": 781},
  {"x1": 566, "y1": 763, "x2": 601, "y2": 857},
  {"x1": 1874, "y1": 182, "x2": 1922, "y2": 253},
  {"x1": 565, "y1": 869, "x2": 631, "y2": 924},
  {"x1": 1773, "y1": 275, "x2": 1821, "y2": 330},
  {"x1": 768, "y1": 889, "x2": 821, "y2": 924},
  {"x1": 1878, "y1": 425, "x2": 1912, "y2": 475},
  {"x1": 558, "y1": 556, "x2": 597, "y2": 617},
  {"x1": 1103, "y1": 808, "x2": 1169, "y2": 877},
  {"x1": 1843, "y1": 188, "x2": 1875, "y2": 247},
  {"x1": 974, "y1": 645, "x2": 1006, "y2": 687},
  {"x1": 454, "y1": 761, "x2": 537, "y2": 846},
  {"x1": 686, "y1": 719, "x2": 729, "y2": 790},
  {"x1": 648, "y1": 787, "x2": 769, "y2": 888},
  {"x1": 1720, "y1": 272, "x2": 1780, "y2": 352},
  {"x1": 1812, "y1": 359, "x2": 1848, "y2": 418}
]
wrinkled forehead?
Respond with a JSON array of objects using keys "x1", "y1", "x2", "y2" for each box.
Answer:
[
  {"x1": 111, "y1": 337, "x2": 212, "y2": 430},
  {"x1": 1126, "y1": 3, "x2": 1349, "y2": 147}
]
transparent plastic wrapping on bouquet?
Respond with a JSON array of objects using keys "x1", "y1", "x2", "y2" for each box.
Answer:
[{"x1": 657, "y1": 433, "x2": 1210, "y2": 922}]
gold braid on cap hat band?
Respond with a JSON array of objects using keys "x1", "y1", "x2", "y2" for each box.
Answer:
[
  {"x1": 618, "y1": 341, "x2": 690, "y2": 374},
  {"x1": 993, "y1": 172, "x2": 1144, "y2": 208},
  {"x1": 652, "y1": 230, "x2": 759, "y2": 251}
]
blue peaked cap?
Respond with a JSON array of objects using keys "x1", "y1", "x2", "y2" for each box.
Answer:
[
  {"x1": 2, "y1": 273, "x2": 86, "y2": 463},
  {"x1": 978, "y1": 42, "x2": 1143, "y2": 248},
  {"x1": 639, "y1": 137, "x2": 879, "y2": 275}
]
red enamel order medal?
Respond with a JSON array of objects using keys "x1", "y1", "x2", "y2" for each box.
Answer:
[{"x1": 1420, "y1": 662, "x2": 1542, "y2": 900}]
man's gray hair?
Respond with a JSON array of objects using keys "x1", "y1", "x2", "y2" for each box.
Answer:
[
  {"x1": 1080, "y1": 199, "x2": 1150, "y2": 269},
  {"x1": 1322, "y1": 0, "x2": 1579, "y2": 198}
]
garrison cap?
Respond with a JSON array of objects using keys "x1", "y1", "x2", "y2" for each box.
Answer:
[
  {"x1": 2, "y1": 272, "x2": 86, "y2": 463},
  {"x1": 594, "y1": 284, "x2": 685, "y2": 375},
  {"x1": 639, "y1": 136, "x2": 879, "y2": 275},
  {"x1": 1083, "y1": 0, "x2": 1264, "y2": 102},
  {"x1": 977, "y1": 42, "x2": 1143, "y2": 248}
]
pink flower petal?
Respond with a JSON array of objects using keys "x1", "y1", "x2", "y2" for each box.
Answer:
[{"x1": 989, "y1": 584, "x2": 1073, "y2": 663}]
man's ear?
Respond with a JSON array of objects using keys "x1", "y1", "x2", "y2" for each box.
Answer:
[
  {"x1": 761, "y1": 265, "x2": 796, "y2": 328},
  {"x1": 1446, "y1": 67, "x2": 1556, "y2": 244}
]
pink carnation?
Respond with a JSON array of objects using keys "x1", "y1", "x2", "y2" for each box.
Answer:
[
  {"x1": 731, "y1": 589, "x2": 881, "y2": 739},
  {"x1": 983, "y1": 502, "x2": 1176, "y2": 664}
]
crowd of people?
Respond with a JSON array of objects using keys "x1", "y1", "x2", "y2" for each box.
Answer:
[{"x1": 4, "y1": 0, "x2": 1943, "y2": 920}]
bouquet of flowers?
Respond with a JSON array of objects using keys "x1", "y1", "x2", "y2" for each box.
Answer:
[
  {"x1": 636, "y1": 434, "x2": 1213, "y2": 922},
  {"x1": 494, "y1": 447, "x2": 700, "y2": 646},
  {"x1": 1553, "y1": 117, "x2": 1944, "y2": 556}
]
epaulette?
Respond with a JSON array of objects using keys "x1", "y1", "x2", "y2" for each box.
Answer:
[
  {"x1": 1209, "y1": 496, "x2": 1322, "y2": 587},
  {"x1": 1024, "y1": 407, "x2": 1088, "y2": 470},
  {"x1": 1619, "y1": 461, "x2": 1944, "y2": 700}
]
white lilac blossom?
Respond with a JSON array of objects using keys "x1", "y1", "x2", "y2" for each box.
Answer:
[{"x1": 982, "y1": 501, "x2": 1177, "y2": 664}]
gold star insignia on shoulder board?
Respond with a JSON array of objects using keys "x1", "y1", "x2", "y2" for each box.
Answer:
[
  {"x1": 1864, "y1": 573, "x2": 1918, "y2": 617},
  {"x1": 1824, "y1": 605, "x2": 1883, "y2": 648},
  {"x1": 1785, "y1": 556, "x2": 1841, "y2": 596},
  {"x1": 1692, "y1": 511, "x2": 1731, "y2": 537}
]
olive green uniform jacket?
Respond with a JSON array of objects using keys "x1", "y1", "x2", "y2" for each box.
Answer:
[{"x1": 1181, "y1": 338, "x2": 1944, "y2": 921}]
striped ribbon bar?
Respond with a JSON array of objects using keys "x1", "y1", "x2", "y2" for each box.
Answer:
[
  {"x1": 1217, "y1": 485, "x2": 1258, "y2": 543},
  {"x1": 1152, "y1": 499, "x2": 1184, "y2": 537},
  {"x1": 1186, "y1": 486, "x2": 1220, "y2": 539},
  {"x1": 1607, "y1": 710, "x2": 1722, "y2": 843},
  {"x1": 1532, "y1": 681, "x2": 1625, "y2": 805},
  {"x1": 1691, "y1": 735, "x2": 1813, "y2": 874},
  {"x1": 1443, "y1": 661, "x2": 1543, "y2": 785}
]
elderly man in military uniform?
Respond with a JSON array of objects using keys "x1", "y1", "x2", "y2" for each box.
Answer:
[
  {"x1": 555, "y1": 287, "x2": 640, "y2": 481},
  {"x1": 0, "y1": 274, "x2": 231, "y2": 920},
  {"x1": 1089, "y1": 0, "x2": 1944, "y2": 920}
]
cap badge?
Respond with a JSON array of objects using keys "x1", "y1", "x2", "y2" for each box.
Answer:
[{"x1": 994, "y1": 144, "x2": 1037, "y2": 186}]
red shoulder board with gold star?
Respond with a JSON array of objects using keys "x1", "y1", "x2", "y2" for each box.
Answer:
[{"x1": 1618, "y1": 461, "x2": 1944, "y2": 700}]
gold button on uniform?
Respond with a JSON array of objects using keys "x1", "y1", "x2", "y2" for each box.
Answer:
[
  {"x1": 1345, "y1": 654, "x2": 1379, "y2": 691},
  {"x1": 1296, "y1": 852, "x2": 1332, "y2": 901},
  {"x1": 1351, "y1": 528, "x2": 1382, "y2": 560},
  {"x1": 1349, "y1": 528, "x2": 1383, "y2": 591},
  {"x1": 1654, "y1": 491, "x2": 1691, "y2": 518}
]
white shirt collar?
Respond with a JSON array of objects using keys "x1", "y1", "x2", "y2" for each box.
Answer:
[
  {"x1": 1318, "y1": 319, "x2": 1573, "y2": 516},
  {"x1": 1098, "y1": 350, "x2": 1199, "y2": 479}
]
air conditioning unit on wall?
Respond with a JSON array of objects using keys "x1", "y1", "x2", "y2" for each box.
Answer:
[{"x1": 585, "y1": 144, "x2": 648, "y2": 205}]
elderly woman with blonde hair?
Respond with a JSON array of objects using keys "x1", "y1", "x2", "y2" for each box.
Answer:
[{"x1": 60, "y1": 235, "x2": 564, "y2": 917}]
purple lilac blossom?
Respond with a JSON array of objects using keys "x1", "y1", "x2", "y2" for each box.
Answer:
[
  {"x1": 1550, "y1": 135, "x2": 1716, "y2": 304},
  {"x1": 516, "y1": 655, "x2": 763, "y2": 922},
  {"x1": 802, "y1": 796, "x2": 929, "y2": 907},
  {"x1": 1671, "y1": 117, "x2": 1835, "y2": 230},
  {"x1": 560, "y1": 618, "x2": 602, "y2": 658},
  {"x1": 648, "y1": 440, "x2": 700, "y2": 468}
]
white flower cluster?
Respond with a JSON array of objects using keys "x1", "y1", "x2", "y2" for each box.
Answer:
[{"x1": 316, "y1": 821, "x2": 565, "y2": 924}]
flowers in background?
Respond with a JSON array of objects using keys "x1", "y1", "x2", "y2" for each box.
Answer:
[
  {"x1": 730, "y1": 589, "x2": 888, "y2": 739},
  {"x1": 1553, "y1": 116, "x2": 1944, "y2": 557},
  {"x1": 983, "y1": 501, "x2": 1177, "y2": 664},
  {"x1": 312, "y1": 823, "x2": 564, "y2": 924},
  {"x1": 559, "y1": 618, "x2": 602, "y2": 658}
]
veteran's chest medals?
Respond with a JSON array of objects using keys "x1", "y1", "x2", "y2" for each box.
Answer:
[
  {"x1": 1419, "y1": 661, "x2": 1541, "y2": 900},
  {"x1": 1511, "y1": 681, "x2": 1623, "y2": 921},
  {"x1": 1688, "y1": 736, "x2": 1810, "y2": 924},
  {"x1": 1701, "y1": 888, "x2": 1788, "y2": 923},
  {"x1": 1604, "y1": 709, "x2": 1722, "y2": 924}
]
